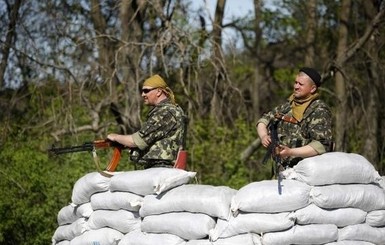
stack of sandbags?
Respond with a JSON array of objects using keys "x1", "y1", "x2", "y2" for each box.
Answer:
[
  {"x1": 136, "y1": 184, "x2": 237, "y2": 241},
  {"x1": 288, "y1": 152, "x2": 385, "y2": 244},
  {"x1": 119, "y1": 183, "x2": 263, "y2": 245},
  {"x1": 52, "y1": 168, "x2": 196, "y2": 245},
  {"x1": 52, "y1": 172, "x2": 113, "y2": 245},
  {"x1": 222, "y1": 152, "x2": 385, "y2": 245},
  {"x1": 52, "y1": 152, "x2": 385, "y2": 245}
]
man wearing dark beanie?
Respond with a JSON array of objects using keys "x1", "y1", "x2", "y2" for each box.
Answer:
[
  {"x1": 107, "y1": 74, "x2": 186, "y2": 169},
  {"x1": 256, "y1": 67, "x2": 333, "y2": 172}
]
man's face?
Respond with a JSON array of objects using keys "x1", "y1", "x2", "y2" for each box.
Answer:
[
  {"x1": 293, "y1": 74, "x2": 316, "y2": 99},
  {"x1": 141, "y1": 86, "x2": 159, "y2": 105}
]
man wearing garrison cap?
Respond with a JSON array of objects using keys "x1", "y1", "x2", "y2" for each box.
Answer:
[
  {"x1": 256, "y1": 67, "x2": 333, "y2": 170},
  {"x1": 107, "y1": 74, "x2": 185, "y2": 169}
]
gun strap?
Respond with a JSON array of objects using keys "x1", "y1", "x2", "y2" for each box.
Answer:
[
  {"x1": 92, "y1": 149, "x2": 113, "y2": 178},
  {"x1": 274, "y1": 113, "x2": 298, "y2": 124}
]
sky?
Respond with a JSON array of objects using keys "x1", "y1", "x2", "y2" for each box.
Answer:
[
  {"x1": 196, "y1": 0, "x2": 255, "y2": 20},
  {"x1": 188, "y1": 0, "x2": 255, "y2": 49}
]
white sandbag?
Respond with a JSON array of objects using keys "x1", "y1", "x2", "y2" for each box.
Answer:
[
  {"x1": 118, "y1": 230, "x2": 185, "y2": 245},
  {"x1": 378, "y1": 176, "x2": 385, "y2": 189},
  {"x1": 282, "y1": 152, "x2": 382, "y2": 186},
  {"x1": 338, "y1": 224, "x2": 385, "y2": 244},
  {"x1": 74, "y1": 202, "x2": 93, "y2": 218},
  {"x1": 55, "y1": 241, "x2": 70, "y2": 245},
  {"x1": 57, "y1": 203, "x2": 93, "y2": 225},
  {"x1": 310, "y1": 184, "x2": 385, "y2": 211},
  {"x1": 209, "y1": 212, "x2": 295, "y2": 241},
  {"x1": 52, "y1": 218, "x2": 86, "y2": 244},
  {"x1": 366, "y1": 210, "x2": 385, "y2": 227},
  {"x1": 231, "y1": 179, "x2": 310, "y2": 214},
  {"x1": 90, "y1": 191, "x2": 143, "y2": 211},
  {"x1": 57, "y1": 204, "x2": 79, "y2": 226},
  {"x1": 70, "y1": 227, "x2": 123, "y2": 245},
  {"x1": 262, "y1": 224, "x2": 338, "y2": 245},
  {"x1": 109, "y1": 168, "x2": 196, "y2": 196},
  {"x1": 325, "y1": 242, "x2": 375, "y2": 245},
  {"x1": 141, "y1": 212, "x2": 216, "y2": 240},
  {"x1": 85, "y1": 209, "x2": 141, "y2": 234},
  {"x1": 186, "y1": 233, "x2": 262, "y2": 245},
  {"x1": 71, "y1": 172, "x2": 111, "y2": 205},
  {"x1": 139, "y1": 184, "x2": 236, "y2": 219},
  {"x1": 294, "y1": 204, "x2": 367, "y2": 227}
]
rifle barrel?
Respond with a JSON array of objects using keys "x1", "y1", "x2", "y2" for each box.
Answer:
[{"x1": 48, "y1": 143, "x2": 94, "y2": 155}]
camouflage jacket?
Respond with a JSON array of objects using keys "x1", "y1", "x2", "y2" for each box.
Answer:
[
  {"x1": 131, "y1": 99, "x2": 185, "y2": 168},
  {"x1": 257, "y1": 98, "x2": 333, "y2": 166}
]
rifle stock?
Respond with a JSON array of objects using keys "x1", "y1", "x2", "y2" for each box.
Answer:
[{"x1": 174, "y1": 116, "x2": 189, "y2": 170}]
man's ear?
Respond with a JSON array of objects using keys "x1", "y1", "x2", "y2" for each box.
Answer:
[{"x1": 311, "y1": 85, "x2": 317, "y2": 93}]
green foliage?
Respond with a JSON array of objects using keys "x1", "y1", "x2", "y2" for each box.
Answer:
[
  {"x1": 0, "y1": 134, "x2": 98, "y2": 244},
  {"x1": 0, "y1": 138, "x2": 53, "y2": 244},
  {"x1": 1, "y1": 0, "x2": 384, "y2": 243},
  {"x1": 188, "y1": 118, "x2": 270, "y2": 189}
]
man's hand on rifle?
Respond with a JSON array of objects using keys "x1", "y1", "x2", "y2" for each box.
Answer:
[
  {"x1": 107, "y1": 133, "x2": 137, "y2": 148},
  {"x1": 261, "y1": 135, "x2": 272, "y2": 148},
  {"x1": 275, "y1": 145, "x2": 290, "y2": 159}
]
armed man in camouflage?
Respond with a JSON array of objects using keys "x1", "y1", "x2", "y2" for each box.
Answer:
[
  {"x1": 107, "y1": 74, "x2": 185, "y2": 169},
  {"x1": 256, "y1": 67, "x2": 333, "y2": 169}
]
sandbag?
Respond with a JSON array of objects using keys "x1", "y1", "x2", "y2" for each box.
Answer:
[
  {"x1": 55, "y1": 241, "x2": 70, "y2": 245},
  {"x1": 52, "y1": 218, "x2": 86, "y2": 244},
  {"x1": 70, "y1": 227, "x2": 123, "y2": 245},
  {"x1": 85, "y1": 209, "x2": 141, "y2": 234},
  {"x1": 109, "y1": 168, "x2": 196, "y2": 196},
  {"x1": 283, "y1": 152, "x2": 382, "y2": 186},
  {"x1": 338, "y1": 224, "x2": 385, "y2": 244},
  {"x1": 209, "y1": 212, "x2": 295, "y2": 241},
  {"x1": 366, "y1": 210, "x2": 385, "y2": 227},
  {"x1": 262, "y1": 224, "x2": 338, "y2": 245},
  {"x1": 141, "y1": 212, "x2": 216, "y2": 240},
  {"x1": 57, "y1": 203, "x2": 93, "y2": 225},
  {"x1": 325, "y1": 242, "x2": 375, "y2": 245},
  {"x1": 118, "y1": 230, "x2": 185, "y2": 245},
  {"x1": 71, "y1": 172, "x2": 111, "y2": 205},
  {"x1": 310, "y1": 184, "x2": 385, "y2": 211},
  {"x1": 294, "y1": 204, "x2": 366, "y2": 227},
  {"x1": 139, "y1": 184, "x2": 236, "y2": 219},
  {"x1": 90, "y1": 191, "x2": 143, "y2": 211},
  {"x1": 231, "y1": 179, "x2": 310, "y2": 214},
  {"x1": 186, "y1": 233, "x2": 262, "y2": 245}
]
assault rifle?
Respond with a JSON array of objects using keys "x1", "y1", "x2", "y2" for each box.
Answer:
[
  {"x1": 48, "y1": 139, "x2": 126, "y2": 173},
  {"x1": 262, "y1": 118, "x2": 283, "y2": 194}
]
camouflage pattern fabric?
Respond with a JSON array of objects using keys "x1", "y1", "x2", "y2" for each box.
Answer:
[
  {"x1": 258, "y1": 98, "x2": 333, "y2": 167},
  {"x1": 130, "y1": 99, "x2": 185, "y2": 168}
]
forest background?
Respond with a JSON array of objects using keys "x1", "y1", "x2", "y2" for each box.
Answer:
[{"x1": 0, "y1": 0, "x2": 384, "y2": 244}]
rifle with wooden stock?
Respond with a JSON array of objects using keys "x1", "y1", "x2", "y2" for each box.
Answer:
[{"x1": 48, "y1": 139, "x2": 126, "y2": 174}]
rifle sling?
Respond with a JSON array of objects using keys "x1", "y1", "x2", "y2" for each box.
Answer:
[
  {"x1": 92, "y1": 149, "x2": 113, "y2": 178},
  {"x1": 274, "y1": 113, "x2": 298, "y2": 124}
]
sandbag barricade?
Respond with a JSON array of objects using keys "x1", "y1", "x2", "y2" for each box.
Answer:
[{"x1": 52, "y1": 152, "x2": 385, "y2": 245}]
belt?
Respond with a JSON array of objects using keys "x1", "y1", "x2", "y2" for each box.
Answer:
[{"x1": 141, "y1": 160, "x2": 173, "y2": 169}]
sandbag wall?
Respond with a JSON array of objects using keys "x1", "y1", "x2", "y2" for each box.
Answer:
[{"x1": 52, "y1": 152, "x2": 385, "y2": 245}]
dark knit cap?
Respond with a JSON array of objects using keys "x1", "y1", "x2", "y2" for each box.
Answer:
[{"x1": 300, "y1": 67, "x2": 321, "y2": 87}]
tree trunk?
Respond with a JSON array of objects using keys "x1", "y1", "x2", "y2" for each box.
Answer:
[
  {"x1": 362, "y1": 0, "x2": 381, "y2": 167},
  {"x1": 304, "y1": 0, "x2": 317, "y2": 67},
  {"x1": 334, "y1": 0, "x2": 351, "y2": 152},
  {"x1": 0, "y1": 0, "x2": 22, "y2": 89},
  {"x1": 252, "y1": 0, "x2": 262, "y2": 120},
  {"x1": 210, "y1": 0, "x2": 226, "y2": 122},
  {"x1": 117, "y1": 0, "x2": 147, "y2": 133}
]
